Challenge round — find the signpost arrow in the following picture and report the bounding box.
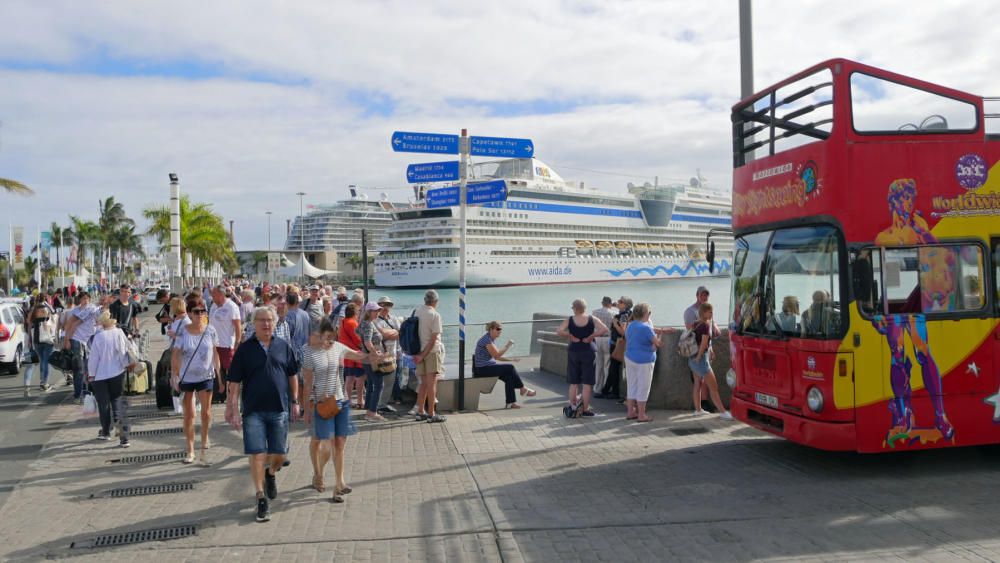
[406,160,460,183]
[469,136,534,158]
[391,131,459,154]
[426,180,507,208]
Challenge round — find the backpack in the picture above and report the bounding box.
[677,327,699,357]
[399,309,422,355]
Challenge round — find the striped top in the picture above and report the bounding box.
[473,333,497,368]
[301,342,348,402]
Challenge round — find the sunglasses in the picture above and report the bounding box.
[190,308,207,314]
[493,327,503,332]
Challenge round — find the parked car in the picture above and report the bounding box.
[144,287,159,309]
[0,298,28,374]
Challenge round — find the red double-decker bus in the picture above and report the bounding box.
[718,58,1000,452]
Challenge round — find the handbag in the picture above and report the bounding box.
[82,393,98,417]
[316,396,341,419]
[611,337,626,362]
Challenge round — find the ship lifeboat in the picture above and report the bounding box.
[615,241,633,250]
[575,240,595,248]
[595,240,613,253]
[633,242,648,250]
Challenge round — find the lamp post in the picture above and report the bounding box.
[265,210,273,282]
[296,191,305,279]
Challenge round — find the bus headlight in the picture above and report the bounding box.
[726,368,736,388]
[807,387,824,413]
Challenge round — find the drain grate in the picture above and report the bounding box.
[108,451,186,465]
[129,427,184,437]
[127,410,175,419]
[71,524,197,548]
[668,427,710,436]
[91,481,195,499]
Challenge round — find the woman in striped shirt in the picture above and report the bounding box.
[473,321,535,409]
[303,318,372,503]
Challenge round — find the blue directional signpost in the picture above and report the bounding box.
[425,179,507,208]
[406,160,460,183]
[390,129,533,410]
[391,131,459,155]
[469,135,534,158]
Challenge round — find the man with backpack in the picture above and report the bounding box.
[406,290,446,423]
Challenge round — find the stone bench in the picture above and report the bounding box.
[406,367,500,412]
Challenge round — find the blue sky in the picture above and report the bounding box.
[0,0,997,252]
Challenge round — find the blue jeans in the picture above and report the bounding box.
[71,340,89,399]
[242,411,289,455]
[25,342,53,387]
[363,364,385,413]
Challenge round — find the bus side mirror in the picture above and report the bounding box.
[707,241,716,273]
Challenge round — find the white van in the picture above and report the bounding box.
[0,299,28,374]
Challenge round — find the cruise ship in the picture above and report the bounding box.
[374,159,733,287]
[286,190,399,254]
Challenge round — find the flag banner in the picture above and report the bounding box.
[12,226,24,270]
[40,231,53,268]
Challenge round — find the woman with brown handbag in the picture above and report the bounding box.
[302,318,375,503]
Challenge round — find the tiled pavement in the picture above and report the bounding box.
[4,346,1000,561]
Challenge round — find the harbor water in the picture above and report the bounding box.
[363,276,731,360]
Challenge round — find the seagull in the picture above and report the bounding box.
[967,362,981,378]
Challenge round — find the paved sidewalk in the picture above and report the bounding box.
[3,348,1000,561]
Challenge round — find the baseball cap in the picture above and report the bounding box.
[308,284,320,291]
[362,302,381,312]
[696,286,709,295]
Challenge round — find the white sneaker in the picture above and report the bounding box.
[407,407,417,416]
[719,411,733,421]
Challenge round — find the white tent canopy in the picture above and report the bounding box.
[277,253,339,279]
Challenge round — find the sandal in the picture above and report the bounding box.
[330,494,345,503]
[313,474,325,492]
[637,417,654,423]
[626,415,638,420]
[505,403,522,409]
[523,388,537,397]
[334,485,352,495]
[182,452,195,464]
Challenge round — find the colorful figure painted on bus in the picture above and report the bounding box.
[872,178,954,448]
[872,314,953,447]
[873,179,934,246]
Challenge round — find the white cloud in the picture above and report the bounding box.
[0,0,998,252]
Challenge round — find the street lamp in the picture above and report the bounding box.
[265,211,273,252]
[296,192,306,279]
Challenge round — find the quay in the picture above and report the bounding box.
[1,311,999,562]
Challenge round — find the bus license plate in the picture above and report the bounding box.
[755,392,778,408]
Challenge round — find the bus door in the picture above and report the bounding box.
[866,243,993,449]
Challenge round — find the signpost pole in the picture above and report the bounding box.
[458,129,469,411]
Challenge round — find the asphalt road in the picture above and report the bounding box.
[0,309,162,508]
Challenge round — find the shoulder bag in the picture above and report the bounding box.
[316,348,342,419]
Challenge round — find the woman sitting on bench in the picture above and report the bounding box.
[473,321,535,409]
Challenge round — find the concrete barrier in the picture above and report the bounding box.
[537,326,732,410]
[529,313,564,355]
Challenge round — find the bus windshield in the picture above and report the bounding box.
[732,225,843,339]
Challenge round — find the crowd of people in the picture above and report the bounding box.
[556,285,732,421]
[13,278,732,523]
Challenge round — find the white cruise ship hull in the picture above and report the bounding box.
[376,256,731,288]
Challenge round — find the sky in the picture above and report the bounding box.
[1,0,998,253]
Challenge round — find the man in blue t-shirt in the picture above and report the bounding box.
[225,307,301,523]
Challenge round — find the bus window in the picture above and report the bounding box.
[731,231,770,334]
[854,248,881,316]
[762,225,842,338]
[882,244,985,314]
[851,73,978,134]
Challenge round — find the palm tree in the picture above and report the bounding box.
[143,195,235,276]
[107,224,144,277]
[49,222,72,275]
[68,216,101,275]
[0,178,32,195]
[345,254,363,272]
[97,197,135,279]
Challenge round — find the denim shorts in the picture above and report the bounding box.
[179,379,214,393]
[313,401,355,440]
[688,354,711,377]
[242,411,289,455]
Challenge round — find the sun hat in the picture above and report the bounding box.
[377,296,394,306]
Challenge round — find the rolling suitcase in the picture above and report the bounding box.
[155,348,173,409]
